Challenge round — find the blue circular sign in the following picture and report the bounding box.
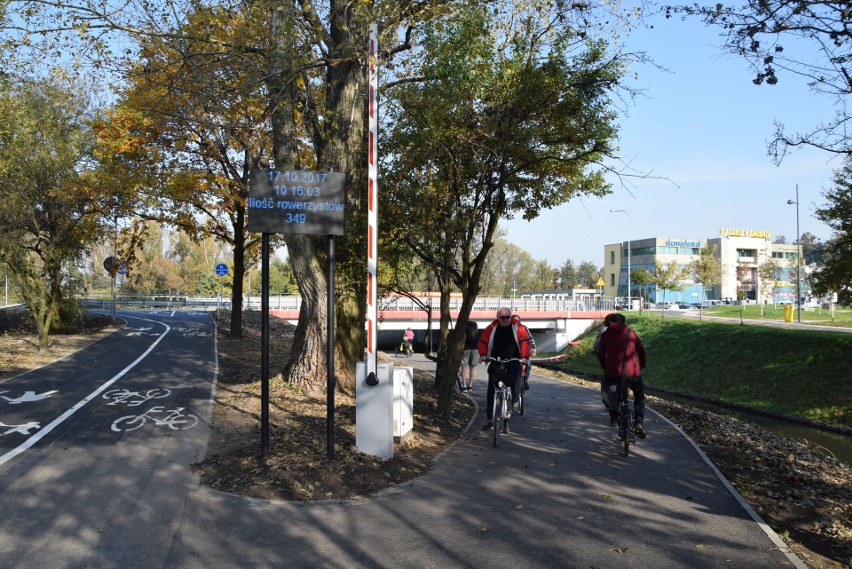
[215,263,228,277]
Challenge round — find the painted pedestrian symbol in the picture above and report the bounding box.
[0,421,41,436]
[0,390,59,404]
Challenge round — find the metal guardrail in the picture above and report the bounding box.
[78,295,615,313]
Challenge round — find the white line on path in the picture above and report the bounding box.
[0,318,171,467]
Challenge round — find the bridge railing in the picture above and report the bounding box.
[79,294,615,313]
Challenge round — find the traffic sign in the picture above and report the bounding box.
[215,263,228,277]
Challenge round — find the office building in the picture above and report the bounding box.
[603,228,807,305]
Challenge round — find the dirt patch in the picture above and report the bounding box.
[0,312,119,381]
[197,311,472,501]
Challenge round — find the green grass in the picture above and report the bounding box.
[551,313,852,429]
[701,303,852,327]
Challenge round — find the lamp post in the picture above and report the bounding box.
[787,186,801,323]
[610,209,631,309]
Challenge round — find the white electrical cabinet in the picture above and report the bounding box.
[355,362,394,458]
[393,366,414,441]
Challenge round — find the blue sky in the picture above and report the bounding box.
[505,11,841,268]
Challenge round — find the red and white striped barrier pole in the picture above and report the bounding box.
[367,24,378,378]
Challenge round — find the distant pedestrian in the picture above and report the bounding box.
[596,313,647,438]
[460,320,479,392]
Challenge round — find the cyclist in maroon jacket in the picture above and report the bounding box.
[596,313,648,438]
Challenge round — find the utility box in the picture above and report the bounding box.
[783,304,793,322]
[355,362,394,458]
[393,367,414,442]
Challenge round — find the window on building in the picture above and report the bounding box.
[610,273,615,286]
[772,252,784,259]
[633,246,656,256]
[610,250,615,264]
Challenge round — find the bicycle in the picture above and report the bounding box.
[111,406,199,432]
[484,357,522,447]
[614,379,635,456]
[102,388,171,407]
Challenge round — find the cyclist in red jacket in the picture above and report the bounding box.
[596,313,647,438]
[477,307,531,431]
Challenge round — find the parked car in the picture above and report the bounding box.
[657,302,674,309]
[678,303,694,309]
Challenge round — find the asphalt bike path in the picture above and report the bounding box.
[169,353,806,569]
[0,315,807,569]
[0,311,217,569]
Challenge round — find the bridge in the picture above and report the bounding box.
[270,295,615,352]
[77,294,615,352]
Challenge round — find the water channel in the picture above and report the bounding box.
[656,393,852,467]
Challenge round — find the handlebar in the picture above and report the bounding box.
[483,357,524,364]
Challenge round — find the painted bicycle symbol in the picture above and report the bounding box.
[111,406,199,432]
[103,388,171,407]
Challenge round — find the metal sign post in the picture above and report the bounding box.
[215,263,228,320]
[247,169,345,459]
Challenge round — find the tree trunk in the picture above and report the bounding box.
[229,206,246,338]
[266,1,367,393]
[283,234,328,392]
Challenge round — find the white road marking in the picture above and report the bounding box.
[0,319,171,467]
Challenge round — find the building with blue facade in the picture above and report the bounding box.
[603,228,807,305]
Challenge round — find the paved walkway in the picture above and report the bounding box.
[166,353,807,569]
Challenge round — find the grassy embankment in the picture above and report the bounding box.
[549,309,852,430]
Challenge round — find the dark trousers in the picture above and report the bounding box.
[486,361,522,420]
[604,375,645,426]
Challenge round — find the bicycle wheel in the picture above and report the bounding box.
[111,415,145,433]
[492,392,501,447]
[622,410,631,457]
[502,395,510,434]
[517,385,525,415]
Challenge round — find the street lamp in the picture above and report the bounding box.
[787,185,801,323]
[610,209,631,309]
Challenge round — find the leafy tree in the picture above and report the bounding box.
[479,240,553,296]
[666,0,852,159]
[92,6,271,339]
[736,266,754,300]
[800,231,826,266]
[813,156,852,300]
[575,261,600,288]
[3,0,637,397]
[381,3,633,414]
[270,258,298,296]
[557,259,579,289]
[0,74,102,351]
[653,260,688,317]
[630,267,655,307]
[123,230,177,295]
[689,245,721,318]
[758,258,784,310]
[171,233,230,296]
